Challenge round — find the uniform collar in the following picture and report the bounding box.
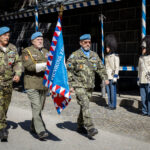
[80,47,92,58]
[31,45,43,51]
[106,52,117,56]
[0,45,9,53]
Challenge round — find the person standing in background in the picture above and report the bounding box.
[105,34,120,110]
[137,35,150,116]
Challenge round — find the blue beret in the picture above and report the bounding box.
[31,32,43,40]
[0,27,10,36]
[80,34,91,41]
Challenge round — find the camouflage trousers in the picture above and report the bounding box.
[0,85,12,130]
[26,89,47,134]
[75,88,94,130]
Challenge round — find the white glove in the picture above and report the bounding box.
[36,63,46,73]
[137,81,140,86]
[113,78,117,83]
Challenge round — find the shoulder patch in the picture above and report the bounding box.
[8,43,17,51]
[92,57,97,60]
[8,51,16,54]
[68,63,72,67]
[24,55,29,60]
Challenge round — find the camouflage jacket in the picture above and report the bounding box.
[22,45,48,90]
[67,48,108,89]
[0,43,22,86]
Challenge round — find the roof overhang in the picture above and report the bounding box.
[0,0,121,21]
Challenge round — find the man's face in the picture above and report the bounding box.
[32,37,43,49]
[0,32,10,46]
[106,47,110,53]
[80,40,91,51]
[142,48,146,55]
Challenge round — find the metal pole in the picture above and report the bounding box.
[99,14,106,98]
[35,0,39,31]
[100,14,105,64]
[142,0,146,38]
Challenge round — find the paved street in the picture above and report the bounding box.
[0,90,150,150]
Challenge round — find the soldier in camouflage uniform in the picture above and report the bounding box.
[67,34,109,139]
[0,27,22,141]
[22,32,49,140]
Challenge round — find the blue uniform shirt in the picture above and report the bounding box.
[81,47,90,58]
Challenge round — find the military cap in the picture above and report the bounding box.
[0,26,10,36]
[80,34,91,41]
[31,32,43,40]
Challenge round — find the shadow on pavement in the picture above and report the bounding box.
[91,95,108,107]
[56,121,96,140]
[6,120,18,130]
[56,121,77,132]
[120,99,141,114]
[18,120,61,141]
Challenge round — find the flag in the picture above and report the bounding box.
[43,17,71,114]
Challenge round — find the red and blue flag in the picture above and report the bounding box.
[43,17,71,114]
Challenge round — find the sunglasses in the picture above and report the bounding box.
[82,41,91,44]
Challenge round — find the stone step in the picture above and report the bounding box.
[91,92,141,110]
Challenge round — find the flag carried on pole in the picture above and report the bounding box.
[43,17,71,114]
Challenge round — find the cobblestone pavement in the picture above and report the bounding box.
[11,90,150,143]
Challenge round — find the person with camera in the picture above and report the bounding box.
[138,35,150,116]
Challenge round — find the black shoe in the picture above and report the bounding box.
[106,106,116,110]
[77,127,87,134]
[2,128,8,139]
[38,131,48,140]
[110,107,116,110]
[105,106,110,109]
[0,129,4,140]
[140,113,147,116]
[0,128,8,142]
[88,128,98,137]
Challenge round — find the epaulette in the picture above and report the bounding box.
[8,43,17,51]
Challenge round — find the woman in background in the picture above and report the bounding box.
[138,35,150,116]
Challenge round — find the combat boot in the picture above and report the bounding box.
[0,129,4,140]
[77,126,87,134]
[1,128,8,142]
[87,128,98,138]
[38,131,48,140]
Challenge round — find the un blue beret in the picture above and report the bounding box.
[80,34,91,41]
[31,32,43,40]
[0,27,10,36]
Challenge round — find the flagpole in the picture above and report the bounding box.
[43,4,71,114]
[59,4,64,20]
[35,0,39,31]
[142,0,146,39]
[99,14,106,98]
[99,14,105,65]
